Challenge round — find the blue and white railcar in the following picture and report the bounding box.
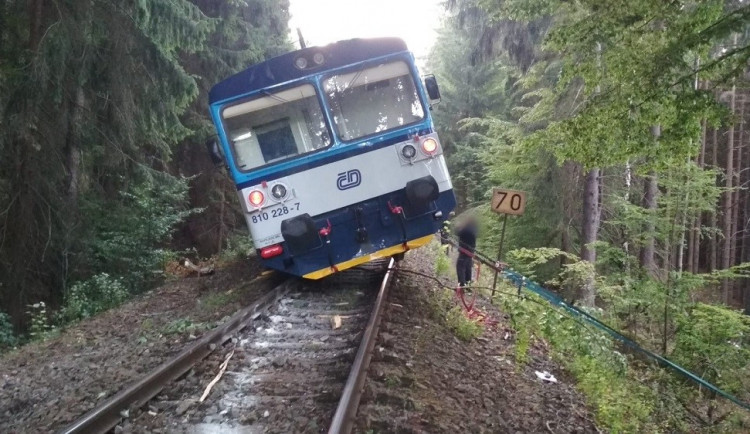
[208,37,456,279]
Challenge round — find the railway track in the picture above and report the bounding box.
[60,258,396,434]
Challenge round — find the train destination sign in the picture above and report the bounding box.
[491,188,527,216]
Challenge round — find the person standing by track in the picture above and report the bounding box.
[456,216,478,287]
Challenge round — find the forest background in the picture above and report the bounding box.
[1,0,750,431]
[430,0,750,430]
[0,0,290,331]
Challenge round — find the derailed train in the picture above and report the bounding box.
[207,37,456,279]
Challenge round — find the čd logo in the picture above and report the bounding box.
[337,169,361,190]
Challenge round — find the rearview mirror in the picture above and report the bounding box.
[205,139,223,166]
[424,75,441,104]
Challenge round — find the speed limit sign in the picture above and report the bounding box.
[491,188,526,216]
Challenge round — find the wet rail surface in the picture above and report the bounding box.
[61,259,394,434]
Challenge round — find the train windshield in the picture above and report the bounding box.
[323,61,425,141]
[222,84,330,171]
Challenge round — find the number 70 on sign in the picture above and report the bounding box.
[491,188,527,215]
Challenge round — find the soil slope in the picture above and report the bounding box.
[356,248,599,433]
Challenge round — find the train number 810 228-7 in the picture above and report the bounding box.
[251,202,301,224]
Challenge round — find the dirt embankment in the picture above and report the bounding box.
[0,257,279,433]
[356,248,599,433]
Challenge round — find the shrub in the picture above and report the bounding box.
[60,273,129,322]
[672,304,750,396]
[0,311,17,349]
[82,174,195,290]
[219,230,255,263]
[26,302,55,341]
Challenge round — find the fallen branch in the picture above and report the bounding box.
[200,350,234,402]
[183,258,215,276]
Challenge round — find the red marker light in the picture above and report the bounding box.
[248,190,265,207]
[260,244,283,259]
[421,138,438,154]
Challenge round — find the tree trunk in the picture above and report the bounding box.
[560,224,571,269]
[722,83,736,304]
[710,128,718,271]
[28,0,43,51]
[0,0,6,54]
[691,119,707,273]
[731,97,744,300]
[65,86,84,201]
[580,167,600,306]
[640,172,658,274]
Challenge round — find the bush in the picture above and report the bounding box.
[672,304,750,396]
[60,273,129,322]
[82,174,195,291]
[498,246,750,431]
[498,288,659,431]
[219,230,255,263]
[26,302,55,342]
[0,311,17,349]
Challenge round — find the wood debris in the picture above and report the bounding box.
[200,350,234,402]
[182,258,215,277]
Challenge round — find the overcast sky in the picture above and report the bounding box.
[288,0,445,67]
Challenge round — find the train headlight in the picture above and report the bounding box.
[313,52,325,65]
[421,138,438,155]
[248,190,265,208]
[294,57,308,69]
[270,183,288,200]
[401,144,417,159]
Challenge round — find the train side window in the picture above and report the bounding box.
[221,84,330,172]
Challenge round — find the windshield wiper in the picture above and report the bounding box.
[261,89,288,104]
[343,69,364,91]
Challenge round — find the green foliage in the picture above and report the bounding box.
[506,0,742,170]
[434,249,454,278]
[434,0,750,431]
[495,254,750,430]
[219,230,255,263]
[0,0,290,332]
[83,174,195,291]
[672,304,750,395]
[428,288,483,342]
[162,318,210,336]
[59,273,129,323]
[0,312,17,349]
[498,284,662,431]
[26,302,55,342]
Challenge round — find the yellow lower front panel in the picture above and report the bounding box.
[302,234,434,279]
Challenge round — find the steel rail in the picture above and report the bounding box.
[59,279,292,434]
[328,257,396,434]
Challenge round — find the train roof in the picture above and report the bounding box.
[208,37,409,104]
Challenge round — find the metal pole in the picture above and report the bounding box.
[492,214,508,297]
[296,28,306,49]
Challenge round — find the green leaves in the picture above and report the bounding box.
[673,303,750,395]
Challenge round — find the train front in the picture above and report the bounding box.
[208,38,456,279]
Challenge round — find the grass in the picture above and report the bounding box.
[434,246,454,278]
[384,375,400,388]
[162,318,211,335]
[199,291,238,310]
[427,287,483,342]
